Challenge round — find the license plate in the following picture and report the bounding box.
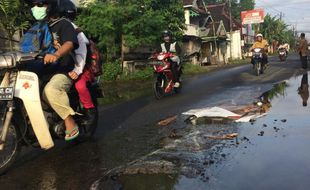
[0,87,14,100]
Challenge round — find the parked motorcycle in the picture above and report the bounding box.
[278,47,287,61]
[0,51,102,174]
[252,48,264,76]
[149,52,182,99]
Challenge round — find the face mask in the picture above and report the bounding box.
[31,6,47,21]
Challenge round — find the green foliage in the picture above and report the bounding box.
[76,0,185,62]
[0,0,31,50]
[121,67,154,81]
[183,63,209,75]
[260,14,296,47]
[239,0,255,12]
[102,62,122,81]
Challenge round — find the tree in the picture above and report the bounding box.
[77,0,185,62]
[239,0,255,12]
[0,0,30,50]
[204,0,255,21]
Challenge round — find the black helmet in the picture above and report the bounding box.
[59,0,77,21]
[162,30,172,38]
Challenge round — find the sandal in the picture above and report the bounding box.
[65,126,80,141]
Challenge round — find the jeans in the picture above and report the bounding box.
[75,70,95,109]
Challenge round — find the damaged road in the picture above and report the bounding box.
[0,55,307,190]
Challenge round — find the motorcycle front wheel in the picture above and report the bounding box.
[255,62,261,76]
[0,119,21,175]
[154,75,166,100]
[279,56,286,62]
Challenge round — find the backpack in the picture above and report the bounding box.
[19,21,56,55]
[75,27,103,77]
[85,40,103,77]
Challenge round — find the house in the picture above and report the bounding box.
[206,3,243,61]
[202,20,229,64]
[183,0,214,65]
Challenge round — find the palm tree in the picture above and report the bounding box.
[260,14,296,48]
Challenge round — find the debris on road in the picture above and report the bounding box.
[183,107,241,119]
[158,115,177,126]
[183,105,269,125]
[206,133,238,140]
[258,131,265,136]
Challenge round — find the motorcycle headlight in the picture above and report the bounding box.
[157,54,165,61]
[253,48,261,53]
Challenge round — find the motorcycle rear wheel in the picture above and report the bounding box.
[0,121,20,175]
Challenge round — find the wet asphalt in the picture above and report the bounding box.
[0,54,307,190]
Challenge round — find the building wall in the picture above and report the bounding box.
[182,38,201,56]
[227,30,242,60]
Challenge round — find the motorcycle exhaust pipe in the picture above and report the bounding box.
[0,108,13,150]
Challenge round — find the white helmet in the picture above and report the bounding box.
[256,33,263,38]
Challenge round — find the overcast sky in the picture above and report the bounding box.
[255,0,310,39]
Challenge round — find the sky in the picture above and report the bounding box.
[255,0,310,39]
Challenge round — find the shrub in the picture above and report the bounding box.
[102,61,122,81]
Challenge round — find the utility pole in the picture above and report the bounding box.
[229,0,233,62]
[279,12,284,21]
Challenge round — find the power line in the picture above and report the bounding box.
[256,0,282,13]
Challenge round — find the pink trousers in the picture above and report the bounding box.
[75,70,95,109]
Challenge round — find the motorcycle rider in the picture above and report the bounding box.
[158,30,182,88]
[30,0,80,141]
[59,0,97,127]
[250,34,269,71]
[278,42,289,55]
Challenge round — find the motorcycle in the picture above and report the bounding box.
[252,48,264,76]
[0,51,102,174]
[149,52,182,99]
[278,47,287,61]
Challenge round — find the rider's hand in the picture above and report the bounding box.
[44,54,59,64]
[68,71,79,80]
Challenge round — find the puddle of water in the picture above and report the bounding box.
[184,73,310,190]
[94,73,310,190]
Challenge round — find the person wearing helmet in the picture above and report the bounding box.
[30,0,80,141]
[158,30,182,87]
[59,0,97,127]
[250,33,269,70]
